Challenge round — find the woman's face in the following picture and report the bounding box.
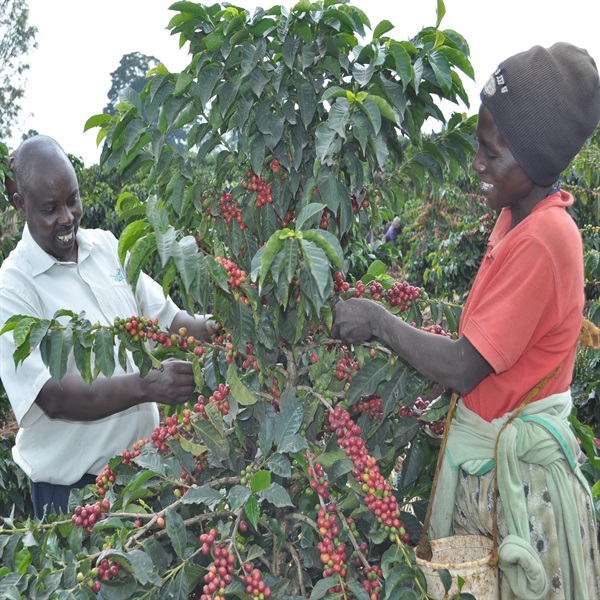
[471,105,536,215]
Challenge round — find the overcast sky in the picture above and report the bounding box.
[10,0,600,165]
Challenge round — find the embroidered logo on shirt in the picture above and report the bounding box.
[111,268,126,282]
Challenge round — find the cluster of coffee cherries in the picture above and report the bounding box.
[241,563,272,598]
[112,315,161,342]
[121,438,148,466]
[316,505,348,580]
[216,256,247,289]
[151,412,182,451]
[217,190,246,229]
[240,170,274,208]
[334,354,360,382]
[200,543,236,600]
[319,210,330,230]
[180,455,207,487]
[241,343,259,371]
[351,394,383,420]
[308,461,330,501]
[199,527,218,555]
[400,397,445,436]
[369,281,384,301]
[269,157,281,174]
[418,323,453,338]
[194,383,231,418]
[78,557,122,593]
[354,280,367,297]
[71,499,111,534]
[333,271,351,294]
[350,189,370,214]
[388,281,421,310]
[95,465,115,497]
[361,565,384,599]
[328,405,410,543]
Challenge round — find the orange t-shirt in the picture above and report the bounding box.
[459,190,584,421]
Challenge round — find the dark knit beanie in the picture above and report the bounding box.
[480,42,600,186]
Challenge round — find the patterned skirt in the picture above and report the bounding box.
[453,461,600,599]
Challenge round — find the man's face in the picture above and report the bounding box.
[15,154,82,262]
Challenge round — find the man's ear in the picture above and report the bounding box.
[13,192,26,218]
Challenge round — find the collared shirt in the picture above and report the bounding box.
[459,190,584,421]
[0,226,180,484]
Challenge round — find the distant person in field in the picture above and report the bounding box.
[384,216,402,247]
[0,135,219,519]
[333,43,600,599]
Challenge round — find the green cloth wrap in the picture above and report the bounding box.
[430,392,591,600]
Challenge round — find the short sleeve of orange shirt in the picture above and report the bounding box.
[459,191,584,421]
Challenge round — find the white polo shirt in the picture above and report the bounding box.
[0,226,180,484]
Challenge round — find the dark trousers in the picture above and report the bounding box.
[30,473,97,519]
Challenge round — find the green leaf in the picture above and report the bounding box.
[381,544,405,577]
[126,233,156,291]
[347,580,370,600]
[174,72,194,96]
[258,482,294,507]
[178,436,207,457]
[180,485,223,510]
[309,577,337,599]
[228,485,251,511]
[315,122,341,164]
[296,203,325,231]
[266,454,292,478]
[383,565,421,599]
[84,113,111,132]
[327,99,350,138]
[250,470,271,493]
[302,229,343,269]
[428,49,452,95]
[165,567,190,600]
[166,510,187,560]
[48,327,73,383]
[255,232,286,290]
[204,399,224,433]
[367,93,397,123]
[347,357,388,405]
[274,398,303,448]
[245,495,260,529]
[12,317,35,349]
[373,19,394,39]
[359,98,382,135]
[397,438,424,491]
[299,239,331,308]
[258,410,276,455]
[122,469,162,506]
[389,42,413,89]
[193,419,230,462]
[93,328,116,378]
[73,340,93,386]
[227,363,258,406]
[298,82,317,129]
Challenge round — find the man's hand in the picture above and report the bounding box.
[141,359,197,406]
[331,298,383,344]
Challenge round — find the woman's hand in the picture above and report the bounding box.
[332,298,384,344]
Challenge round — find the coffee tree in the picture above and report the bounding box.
[0,1,480,598]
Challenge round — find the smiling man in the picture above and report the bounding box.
[0,135,217,519]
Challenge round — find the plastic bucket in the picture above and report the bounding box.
[415,535,499,599]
